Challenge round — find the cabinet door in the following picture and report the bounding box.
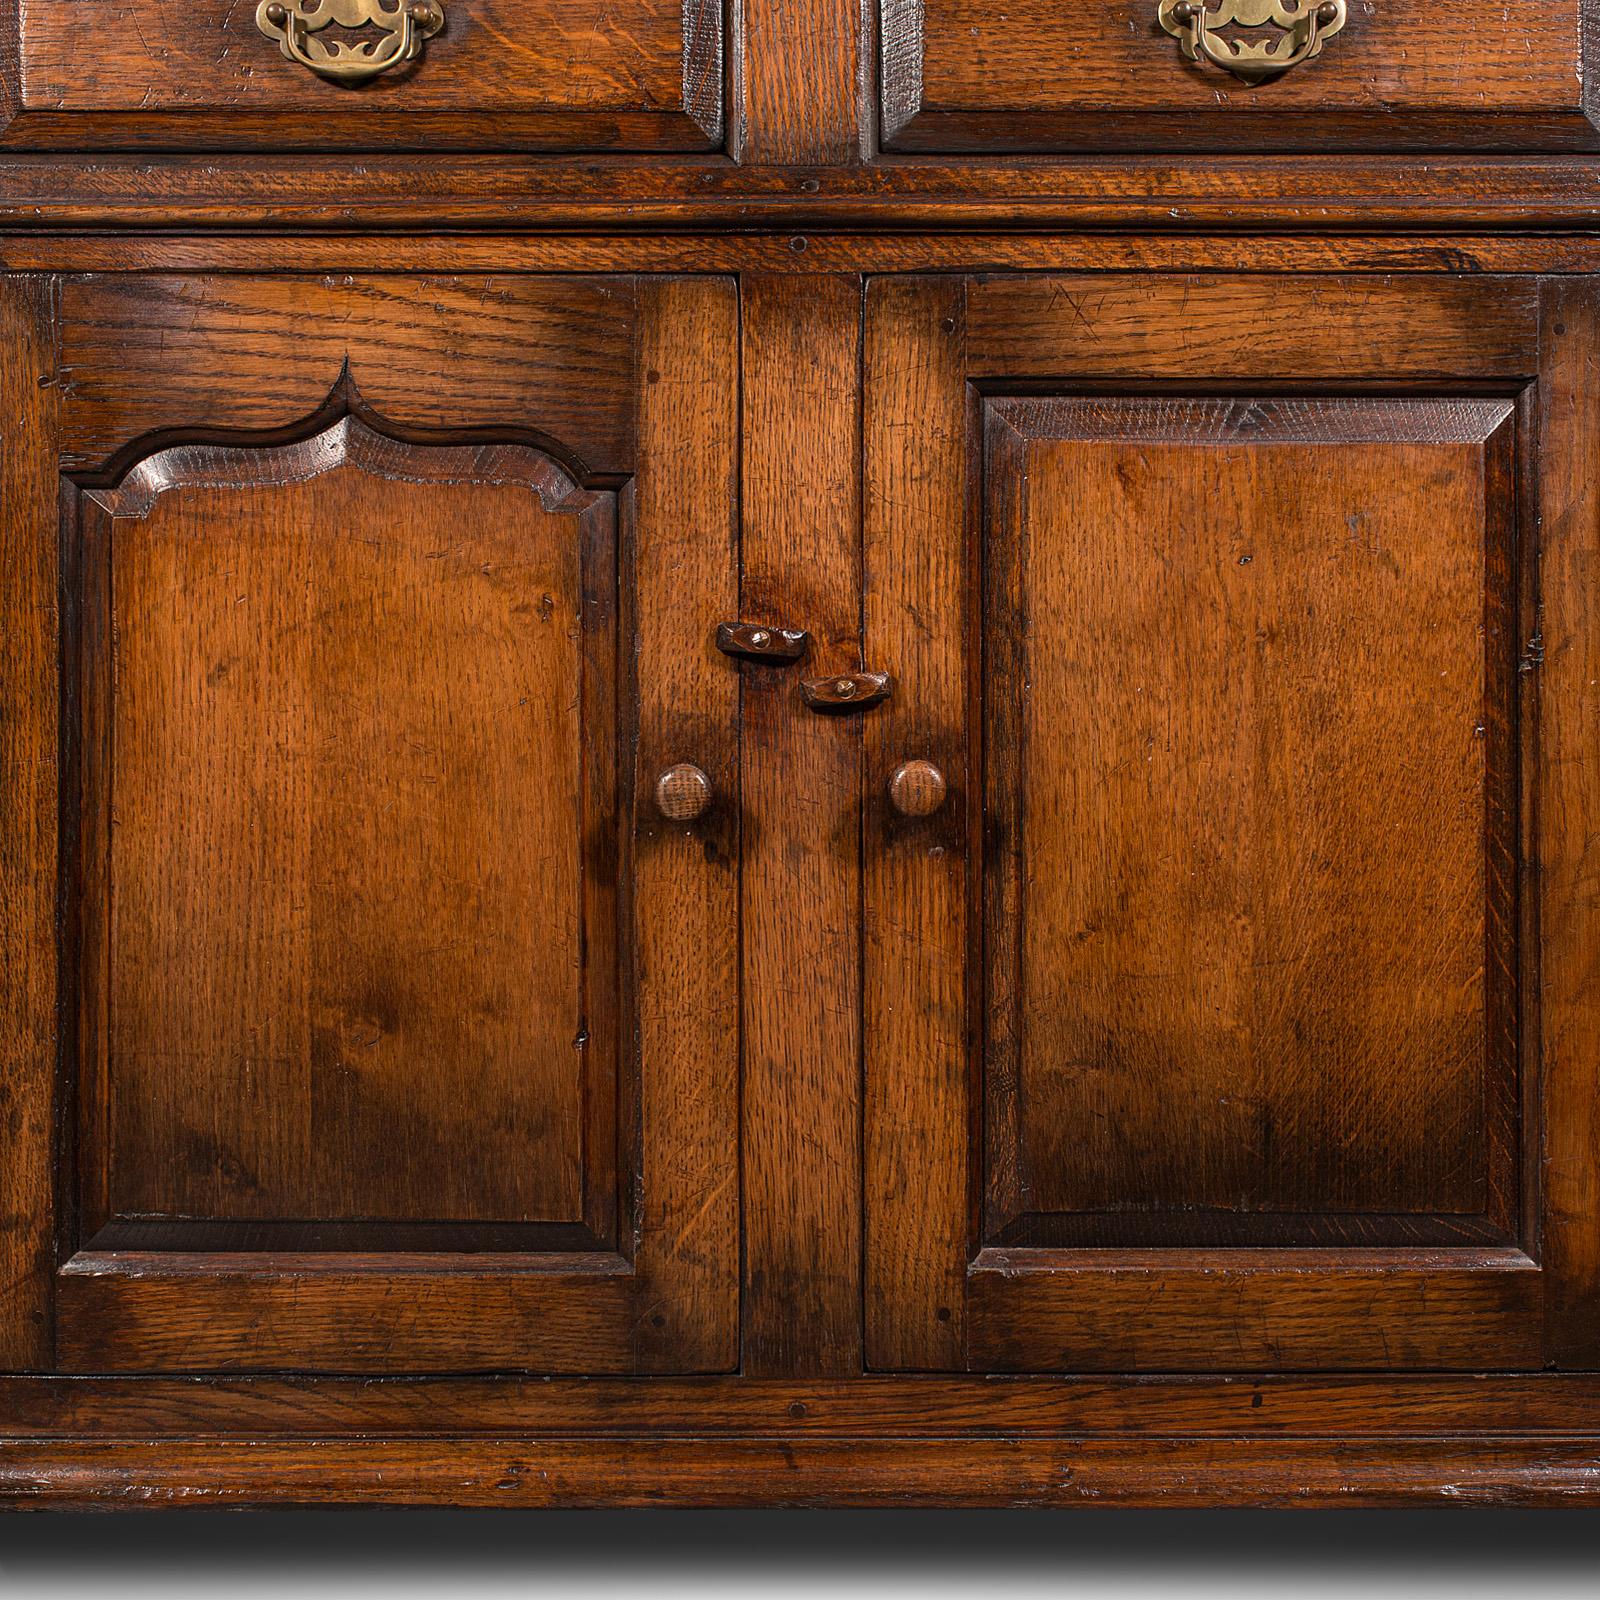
[29,274,739,1373]
[865,273,1600,1372]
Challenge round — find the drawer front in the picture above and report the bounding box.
[882,0,1598,152]
[10,0,723,151]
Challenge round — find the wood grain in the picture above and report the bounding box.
[969,1250,1542,1372]
[736,0,860,162]
[56,1252,637,1372]
[862,271,1559,1376]
[739,274,863,1375]
[0,277,57,1371]
[81,424,612,1230]
[629,276,741,1373]
[5,1434,1600,1508]
[48,271,743,1376]
[863,276,970,1371]
[12,0,720,151]
[9,156,1600,232]
[985,396,1514,1240]
[57,274,637,479]
[1536,278,1600,1367]
[965,275,1540,381]
[10,1371,1600,1439]
[16,234,1600,279]
[888,0,1598,152]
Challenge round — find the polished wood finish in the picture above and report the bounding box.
[799,670,892,712]
[739,275,863,1376]
[8,0,1600,1510]
[654,762,715,822]
[48,271,741,1375]
[886,0,1600,152]
[736,0,861,161]
[8,0,723,151]
[863,272,1589,1377]
[0,276,57,1373]
[81,424,615,1236]
[11,1435,1600,1508]
[715,621,809,662]
[887,760,946,819]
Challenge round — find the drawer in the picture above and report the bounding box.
[881,0,1599,152]
[7,0,723,151]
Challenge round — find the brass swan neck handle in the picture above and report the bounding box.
[257,0,444,83]
[1158,0,1346,83]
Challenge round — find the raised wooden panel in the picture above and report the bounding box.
[861,273,1590,1376]
[883,0,1600,153]
[77,422,615,1235]
[984,396,1517,1253]
[9,0,723,151]
[49,273,741,1375]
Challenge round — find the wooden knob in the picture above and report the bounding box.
[655,763,713,822]
[889,759,947,818]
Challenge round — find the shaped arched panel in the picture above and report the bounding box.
[51,277,741,1375]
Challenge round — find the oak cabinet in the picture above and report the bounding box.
[8,0,1600,1513]
[13,263,1600,1394]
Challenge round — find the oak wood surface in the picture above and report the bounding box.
[0,276,57,1372]
[1535,277,1600,1367]
[888,0,1598,152]
[982,396,1514,1245]
[736,0,862,162]
[628,275,741,1373]
[82,424,613,1232]
[10,156,1600,233]
[16,234,1600,278]
[10,0,722,151]
[6,2,1600,1486]
[862,274,970,1371]
[739,274,864,1376]
[6,1435,1600,1508]
[47,270,743,1375]
[862,272,1575,1377]
[56,273,637,479]
[12,1372,1600,1439]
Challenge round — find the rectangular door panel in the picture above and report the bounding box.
[865,274,1597,1373]
[984,396,1514,1251]
[88,432,614,1237]
[49,274,740,1374]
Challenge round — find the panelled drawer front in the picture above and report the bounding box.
[10,0,724,151]
[882,0,1598,152]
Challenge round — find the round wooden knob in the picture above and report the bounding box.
[655,763,713,822]
[888,759,947,818]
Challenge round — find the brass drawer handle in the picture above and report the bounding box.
[1157,0,1345,82]
[256,0,444,82]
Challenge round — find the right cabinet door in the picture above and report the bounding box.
[864,272,1600,1373]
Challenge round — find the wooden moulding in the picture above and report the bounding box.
[4,1434,1600,1508]
[4,157,1600,232]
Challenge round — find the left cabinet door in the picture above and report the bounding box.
[0,273,740,1374]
